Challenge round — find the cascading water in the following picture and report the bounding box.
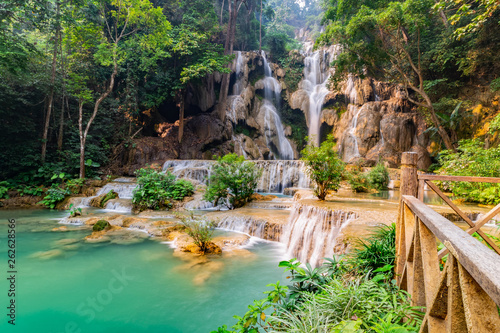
[302,46,331,146]
[261,51,294,160]
[300,43,342,146]
[281,204,357,266]
[162,159,310,194]
[233,51,245,95]
[348,105,362,159]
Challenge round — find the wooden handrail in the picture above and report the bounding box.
[418,174,500,183]
[397,152,500,332]
[403,195,500,306]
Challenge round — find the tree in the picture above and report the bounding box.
[301,135,345,200]
[319,0,456,151]
[204,154,262,209]
[65,0,172,178]
[218,0,247,121]
[169,26,232,142]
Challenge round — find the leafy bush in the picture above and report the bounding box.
[348,168,371,193]
[66,178,85,194]
[93,220,110,232]
[39,184,70,209]
[301,135,345,200]
[17,185,44,197]
[349,224,396,279]
[368,163,390,190]
[132,167,194,211]
[179,215,215,254]
[437,139,500,204]
[204,154,261,209]
[68,204,82,217]
[212,235,421,333]
[170,179,195,201]
[0,181,10,199]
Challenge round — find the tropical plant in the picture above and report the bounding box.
[349,224,396,278]
[437,139,500,204]
[368,163,390,191]
[39,184,70,209]
[204,154,261,209]
[348,167,371,193]
[301,135,345,200]
[132,167,194,211]
[68,204,82,217]
[0,181,10,199]
[179,215,215,254]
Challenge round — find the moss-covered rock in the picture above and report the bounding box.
[89,190,118,208]
[93,220,110,232]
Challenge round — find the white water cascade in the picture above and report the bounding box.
[281,204,357,266]
[348,105,362,159]
[162,159,310,193]
[302,44,341,146]
[233,51,245,95]
[261,51,294,160]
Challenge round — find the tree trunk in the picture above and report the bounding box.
[41,0,60,163]
[259,0,262,52]
[218,0,244,122]
[220,0,225,26]
[78,56,118,179]
[177,89,185,143]
[57,96,65,151]
[78,101,86,179]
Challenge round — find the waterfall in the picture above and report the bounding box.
[281,204,357,266]
[232,51,245,96]
[344,75,359,105]
[302,45,337,146]
[70,178,136,213]
[261,51,294,160]
[215,203,357,266]
[348,105,362,159]
[162,159,310,193]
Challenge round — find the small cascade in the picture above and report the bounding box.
[281,204,357,266]
[254,160,310,193]
[348,105,362,159]
[232,51,245,95]
[95,178,136,199]
[162,160,211,184]
[104,199,133,213]
[216,215,283,242]
[232,135,248,159]
[261,51,294,160]
[162,160,310,194]
[303,47,331,146]
[344,75,359,105]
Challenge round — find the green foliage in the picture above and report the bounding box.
[204,154,261,209]
[278,53,304,92]
[68,204,82,217]
[170,179,195,201]
[0,181,10,199]
[279,101,308,152]
[93,220,110,232]
[349,224,396,279]
[301,135,345,200]
[39,184,70,209]
[368,163,390,191]
[66,178,85,195]
[437,139,500,204]
[348,168,371,193]
[101,190,118,207]
[490,113,500,134]
[133,167,194,211]
[179,215,215,254]
[491,78,500,92]
[17,185,44,197]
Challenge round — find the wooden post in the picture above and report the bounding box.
[400,152,418,198]
[396,152,418,284]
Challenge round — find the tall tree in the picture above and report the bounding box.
[41,0,61,163]
[319,0,456,151]
[218,0,247,122]
[66,0,172,178]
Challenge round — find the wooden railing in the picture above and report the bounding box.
[396,152,500,332]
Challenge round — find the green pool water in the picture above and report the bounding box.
[0,210,285,333]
